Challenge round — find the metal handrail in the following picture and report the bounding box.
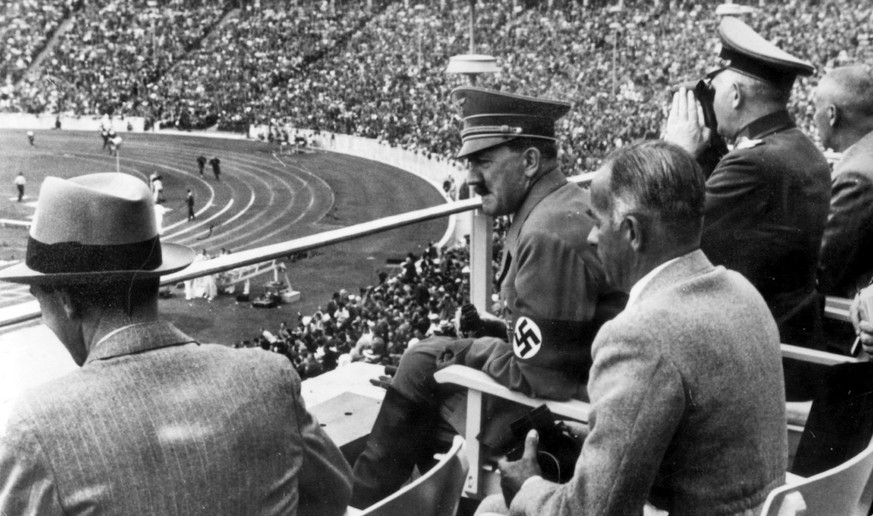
[0,170,850,332]
[0,175,600,329]
[0,198,484,328]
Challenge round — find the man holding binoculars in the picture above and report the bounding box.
[664,17,831,400]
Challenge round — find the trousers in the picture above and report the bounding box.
[351,336,528,508]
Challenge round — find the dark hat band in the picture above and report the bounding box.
[26,235,163,274]
[719,47,797,87]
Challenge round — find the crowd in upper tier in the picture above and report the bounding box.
[3,0,872,170]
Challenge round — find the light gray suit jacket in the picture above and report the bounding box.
[0,321,352,515]
[511,250,787,516]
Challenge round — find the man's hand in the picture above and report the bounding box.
[663,87,711,158]
[498,430,542,507]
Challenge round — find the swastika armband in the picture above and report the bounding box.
[509,314,599,372]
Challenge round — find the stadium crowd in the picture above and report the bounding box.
[243,235,505,380]
[3,0,872,169]
[4,0,225,115]
[0,0,76,87]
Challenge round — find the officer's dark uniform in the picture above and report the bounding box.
[694,18,831,399]
[350,88,626,508]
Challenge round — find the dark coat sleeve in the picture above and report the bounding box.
[701,151,770,264]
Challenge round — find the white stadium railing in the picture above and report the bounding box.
[0,170,853,333]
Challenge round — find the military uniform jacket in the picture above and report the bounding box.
[701,110,830,347]
[819,130,873,297]
[470,168,625,400]
[0,321,353,516]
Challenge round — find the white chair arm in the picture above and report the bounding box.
[433,365,590,423]
[780,344,860,366]
[824,296,852,323]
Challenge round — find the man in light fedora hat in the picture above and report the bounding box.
[0,173,352,515]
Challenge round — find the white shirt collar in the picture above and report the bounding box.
[626,255,683,307]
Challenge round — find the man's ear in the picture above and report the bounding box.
[730,82,742,110]
[522,147,541,179]
[622,214,645,252]
[57,288,82,320]
[827,104,839,128]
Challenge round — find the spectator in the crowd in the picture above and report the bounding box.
[479,140,786,516]
[664,17,830,399]
[0,173,352,515]
[350,87,626,508]
[815,64,873,299]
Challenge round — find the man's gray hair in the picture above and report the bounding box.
[602,140,706,242]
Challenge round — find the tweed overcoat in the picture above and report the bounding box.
[0,321,352,516]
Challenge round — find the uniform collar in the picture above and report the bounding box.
[506,167,567,246]
[736,110,795,141]
[86,321,197,364]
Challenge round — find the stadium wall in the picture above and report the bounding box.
[0,113,145,131]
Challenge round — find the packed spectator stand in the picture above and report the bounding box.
[243,241,480,380]
[2,0,872,169]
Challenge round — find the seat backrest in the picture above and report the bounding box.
[791,362,873,477]
[359,435,469,516]
[761,436,873,516]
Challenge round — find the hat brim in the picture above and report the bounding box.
[0,243,196,285]
[456,135,517,159]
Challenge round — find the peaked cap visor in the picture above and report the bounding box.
[717,17,814,85]
[451,87,570,159]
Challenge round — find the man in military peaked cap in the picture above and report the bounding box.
[351,88,626,508]
[665,17,830,400]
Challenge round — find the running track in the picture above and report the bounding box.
[0,129,448,308]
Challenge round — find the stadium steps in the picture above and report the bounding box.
[20,0,84,86]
